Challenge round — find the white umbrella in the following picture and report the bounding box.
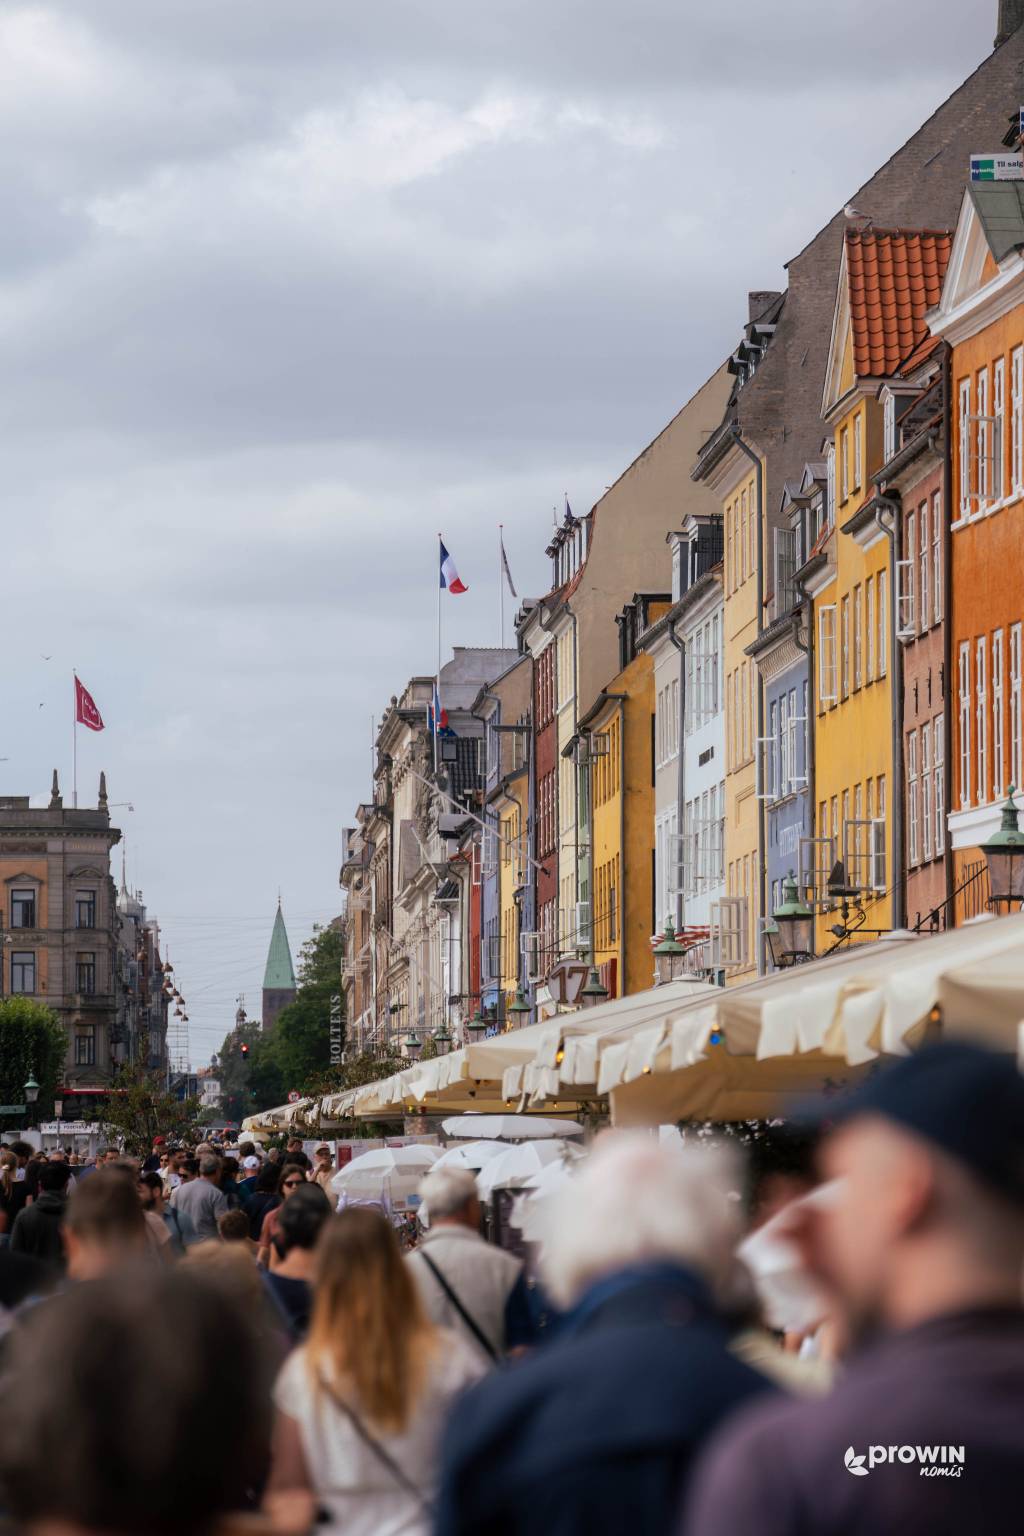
[509,1154,582,1239]
[476,1139,570,1197]
[432,1140,508,1172]
[442,1114,584,1142]
[331,1144,440,1207]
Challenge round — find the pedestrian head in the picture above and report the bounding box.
[238,1141,256,1160]
[536,1134,742,1311]
[221,1156,239,1182]
[218,1208,253,1245]
[179,1157,199,1182]
[138,1172,164,1210]
[64,1170,148,1280]
[0,1264,273,1534]
[253,1161,279,1196]
[37,1161,72,1196]
[277,1163,307,1198]
[10,1141,33,1167]
[266,1146,281,1164]
[199,1154,222,1181]
[274,1183,332,1260]
[0,1149,17,1200]
[309,1207,435,1434]
[792,1042,1024,1341]
[418,1166,480,1230]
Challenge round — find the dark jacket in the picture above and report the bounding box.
[435,1263,772,1536]
[9,1193,67,1272]
[684,1307,1024,1536]
[247,1192,279,1243]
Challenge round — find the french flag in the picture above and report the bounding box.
[439,539,468,594]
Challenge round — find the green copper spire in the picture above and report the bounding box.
[263,902,296,991]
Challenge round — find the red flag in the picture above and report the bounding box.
[75,676,105,732]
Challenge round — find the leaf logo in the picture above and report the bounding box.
[844,1447,869,1476]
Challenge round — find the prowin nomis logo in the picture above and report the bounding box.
[845,1445,965,1478]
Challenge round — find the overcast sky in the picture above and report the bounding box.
[0,1,991,1069]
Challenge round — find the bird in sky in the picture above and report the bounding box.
[41,654,52,660]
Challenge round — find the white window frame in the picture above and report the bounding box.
[866,576,875,682]
[853,585,863,689]
[878,569,888,676]
[710,897,748,971]
[976,635,988,806]
[826,443,836,527]
[976,367,990,507]
[818,605,837,704]
[1011,624,1023,791]
[908,730,920,867]
[918,501,929,634]
[958,641,972,809]
[958,378,972,519]
[1012,346,1024,495]
[993,357,1006,502]
[993,629,1005,800]
[896,557,915,643]
[840,595,850,699]
[853,411,863,489]
[884,391,896,462]
[921,723,933,863]
[932,491,942,625]
[934,713,945,857]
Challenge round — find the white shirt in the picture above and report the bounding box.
[274,1332,483,1536]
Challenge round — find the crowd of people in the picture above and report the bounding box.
[0,1039,1022,1534]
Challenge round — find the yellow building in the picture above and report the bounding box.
[497,777,528,1009]
[693,438,762,982]
[812,229,951,948]
[576,595,667,997]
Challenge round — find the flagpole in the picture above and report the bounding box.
[498,523,505,649]
[435,533,442,774]
[72,671,78,809]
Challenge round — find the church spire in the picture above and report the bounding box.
[262,901,297,1030]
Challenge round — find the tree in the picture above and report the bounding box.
[0,998,66,1120]
[216,921,348,1116]
[101,1063,201,1155]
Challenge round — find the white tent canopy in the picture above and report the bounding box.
[441,1115,584,1141]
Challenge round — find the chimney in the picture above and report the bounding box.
[748,290,782,322]
[996,0,1024,47]
[49,770,62,810]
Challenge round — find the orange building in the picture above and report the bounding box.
[930,181,1024,910]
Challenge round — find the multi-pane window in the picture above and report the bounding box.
[993,630,1005,800]
[10,889,36,928]
[934,715,945,856]
[853,584,863,689]
[958,378,972,517]
[826,443,836,527]
[877,570,888,676]
[883,392,896,461]
[840,428,850,502]
[75,891,97,929]
[993,358,1006,501]
[853,412,863,489]
[977,636,988,805]
[958,641,972,808]
[908,731,920,867]
[977,367,990,505]
[904,512,916,634]
[76,952,97,996]
[932,492,942,625]
[1011,625,1023,791]
[921,724,933,863]
[840,596,851,699]
[818,605,837,705]
[75,1029,96,1068]
[918,502,929,633]
[1012,347,1024,494]
[866,577,875,682]
[11,952,35,994]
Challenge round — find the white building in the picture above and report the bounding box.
[642,518,725,972]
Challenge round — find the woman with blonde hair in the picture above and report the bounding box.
[266,1206,482,1535]
[0,1149,18,1243]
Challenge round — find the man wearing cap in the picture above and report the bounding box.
[237,1154,262,1207]
[684,1042,1024,1536]
[141,1137,166,1175]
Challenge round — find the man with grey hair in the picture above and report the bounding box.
[407,1166,534,1364]
[434,1135,771,1536]
[169,1154,227,1246]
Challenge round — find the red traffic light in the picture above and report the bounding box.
[240,1043,249,1058]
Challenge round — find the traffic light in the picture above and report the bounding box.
[240,1042,249,1059]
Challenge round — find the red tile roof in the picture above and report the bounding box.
[846,230,952,379]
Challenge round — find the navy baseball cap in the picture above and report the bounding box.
[823,1041,1024,1208]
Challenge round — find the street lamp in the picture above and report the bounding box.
[507,987,531,1025]
[465,1007,489,1037]
[982,787,1024,908]
[579,966,609,1009]
[769,871,816,967]
[652,916,688,986]
[402,1034,423,1060]
[433,1027,453,1056]
[24,1071,39,1105]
